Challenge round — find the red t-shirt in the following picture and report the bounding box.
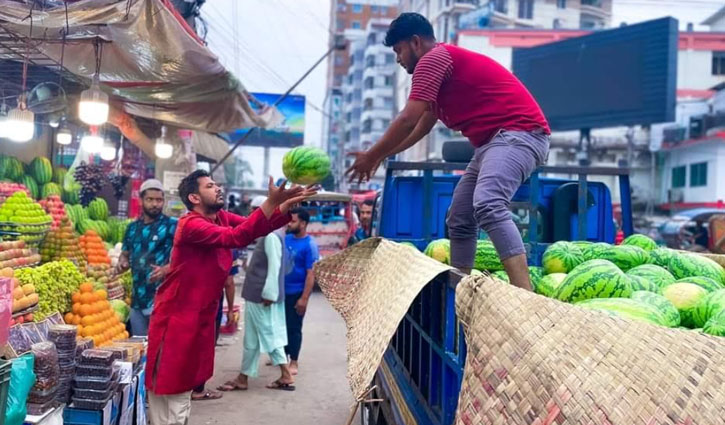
[409,43,550,147]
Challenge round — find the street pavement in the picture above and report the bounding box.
[187,291,356,425]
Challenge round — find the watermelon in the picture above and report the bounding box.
[20,175,39,200]
[671,276,723,293]
[536,273,567,298]
[399,241,418,251]
[691,289,725,328]
[424,239,450,265]
[597,245,649,271]
[555,259,632,303]
[575,298,669,327]
[77,218,94,235]
[621,234,657,251]
[52,167,67,185]
[491,270,509,283]
[668,253,725,285]
[581,242,611,261]
[87,198,109,221]
[282,146,331,185]
[703,309,725,337]
[630,290,680,327]
[626,264,675,289]
[0,156,24,181]
[29,157,52,184]
[62,186,80,205]
[529,266,544,288]
[474,240,503,271]
[662,282,709,328]
[542,241,583,274]
[648,247,675,268]
[627,275,661,293]
[571,240,593,251]
[95,220,111,241]
[41,182,62,199]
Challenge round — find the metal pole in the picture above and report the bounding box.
[262,146,270,188]
[212,43,342,173]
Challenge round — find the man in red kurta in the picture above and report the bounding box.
[145,170,316,425]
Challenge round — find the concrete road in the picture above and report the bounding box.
[188,292,356,425]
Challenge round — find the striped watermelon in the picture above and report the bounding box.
[581,242,611,261]
[282,146,331,185]
[575,298,670,327]
[662,282,709,328]
[672,276,723,293]
[491,270,509,283]
[627,275,661,293]
[53,167,67,185]
[555,259,632,303]
[668,253,725,285]
[95,220,111,241]
[20,175,39,200]
[703,309,725,337]
[424,239,450,264]
[474,240,503,271]
[536,273,567,298]
[597,245,649,271]
[0,156,24,181]
[41,182,62,199]
[691,289,725,328]
[626,264,675,289]
[529,266,544,287]
[630,290,680,327]
[571,240,593,251]
[62,186,80,205]
[648,247,675,268]
[30,157,52,184]
[542,241,584,274]
[88,198,109,221]
[621,234,657,251]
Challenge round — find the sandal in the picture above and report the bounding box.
[217,381,248,392]
[266,379,296,391]
[191,390,223,400]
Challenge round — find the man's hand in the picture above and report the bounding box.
[113,252,130,277]
[345,151,381,184]
[149,264,169,283]
[262,299,274,307]
[226,309,235,325]
[262,177,318,217]
[295,296,308,316]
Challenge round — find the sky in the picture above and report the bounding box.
[201,0,332,188]
[611,0,722,31]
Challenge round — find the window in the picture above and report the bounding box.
[344,131,351,142]
[381,119,391,128]
[385,53,395,64]
[345,112,352,123]
[371,5,379,13]
[336,19,345,30]
[518,0,533,19]
[366,55,375,68]
[690,162,708,187]
[383,97,394,108]
[347,74,353,85]
[351,21,361,29]
[367,33,376,46]
[352,3,363,13]
[384,76,393,86]
[364,98,373,111]
[381,6,388,14]
[346,93,353,103]
[337,4,347,12]
[671,166,686,189]
[335,55,344,66]
[713,52,725,76]
[362,119,372,132]
[493,0,508,13]
[364,77,374,89]
[557,0,566,8]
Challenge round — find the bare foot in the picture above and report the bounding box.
[289,361,299,376]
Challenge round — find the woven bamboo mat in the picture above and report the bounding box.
[697,252,725,268]
[455,275,725,425]
[314,238,451,400]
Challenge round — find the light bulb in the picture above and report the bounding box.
[100,140,116,161]
[6,107,34,143]
[78,81,109,125]
[155,141,173,159]
[81,134,103,153]
[56,126,72,145]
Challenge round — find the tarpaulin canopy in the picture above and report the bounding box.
[0,0,281,133]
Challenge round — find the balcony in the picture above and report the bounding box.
[580,0,610,20]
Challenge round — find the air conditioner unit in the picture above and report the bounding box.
[668,189,684,203]
[689,116,705,139]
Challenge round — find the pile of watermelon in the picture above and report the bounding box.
[420,235,725,338]
[0,155,80,204]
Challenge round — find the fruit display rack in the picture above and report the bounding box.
[0,221,52,248]
[12,304,38,319]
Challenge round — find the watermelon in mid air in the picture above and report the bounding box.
[282,146,331,185]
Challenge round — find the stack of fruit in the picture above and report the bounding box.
[0,181,31,204]
[15,259,84,320]
[87,264,125,301]
[3,267,37,325]
[0,240,42,269]
[80,230,111,265]
[38,195,68,230]
[39,216,87,270]
[424,235,725,338]
[65,283,129,347]
[0,191,52,247]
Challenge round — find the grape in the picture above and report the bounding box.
[74,163,107,206]
[108,173,129,200]
[15,260,84,320]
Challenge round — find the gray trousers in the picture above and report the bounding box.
[446,130,550,268]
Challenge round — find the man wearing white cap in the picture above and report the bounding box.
[115,178,177,336]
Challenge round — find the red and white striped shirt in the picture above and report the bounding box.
[409,44,550,147]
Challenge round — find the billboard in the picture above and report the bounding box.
[225,92,305,148]
[512,17,678,131]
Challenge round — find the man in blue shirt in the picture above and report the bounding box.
[115,179,177,336]
[284,207,319,375]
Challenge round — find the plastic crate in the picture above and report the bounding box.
[0,359,11,425]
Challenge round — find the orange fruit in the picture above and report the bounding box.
[101,300,111,310]
[88,293,98,303]
[79,304,92,317]
[80,282,93,293]
[122,331,129,339]
[81,315,94,327]
[72,315,82,326]
[71,292,81,303]
[92,335,102,346]
[77,326,83,336]
[80,293,93,304]
[64,312,74,324]
[82,327,92,338]
[72,303,81,314]
[95,289,108,300]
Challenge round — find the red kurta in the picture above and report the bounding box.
[145,208,290,394]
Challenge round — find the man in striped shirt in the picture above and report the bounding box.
[346,13,550,289]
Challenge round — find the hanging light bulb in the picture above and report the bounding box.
[78,78,109,126]
[6,99,34,143]
[56,124,72,145]
[154,126,173,159]
[100,139,116,161]
[81,133,103,153]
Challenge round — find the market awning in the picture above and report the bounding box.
[0,0,279,133]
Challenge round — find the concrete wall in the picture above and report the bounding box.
[661,140,725,204]
[677,49,725,91]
